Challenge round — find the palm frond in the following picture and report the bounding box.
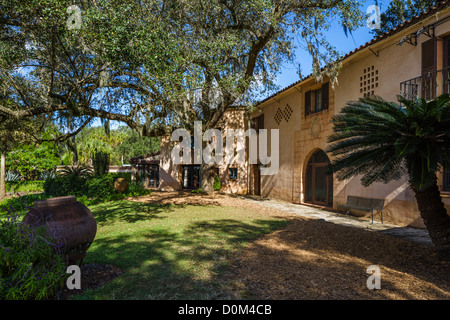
[327,94,450,191]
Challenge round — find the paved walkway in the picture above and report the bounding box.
[242,196,433,247]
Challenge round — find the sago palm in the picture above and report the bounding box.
[327,94,450,261]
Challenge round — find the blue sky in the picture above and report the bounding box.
[274,27,375,89]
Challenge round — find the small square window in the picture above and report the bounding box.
[229,168,238,179]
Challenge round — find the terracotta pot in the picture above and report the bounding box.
[22,196,97,265]
[114,178,129,193]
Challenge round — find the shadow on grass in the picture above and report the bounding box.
[75,217,287,300]
[90,201,174,225]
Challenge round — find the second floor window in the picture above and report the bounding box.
[315,88,323,113]
[305,82,329,117]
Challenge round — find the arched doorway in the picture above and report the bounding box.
[305,149,333,206]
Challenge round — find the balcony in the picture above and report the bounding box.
[400,66,450,101]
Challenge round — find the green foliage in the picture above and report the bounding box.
[191,188,204,194]
[0,193,48,215]
[6,141,60,181]
[6,181,45,193]
[75,126,160,166]
[0,206,66,300]
[57,165,94,178]
[213,175,221,191]
[0,0,365,148]
[43,173,151,205]
[44,175,88,198]
[116,128,161,164]
[93,152,110,176]
[372,0,439,37]
[37,171,57,181]
[3,171,21,182]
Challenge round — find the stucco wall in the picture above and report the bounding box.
[252,9,450,228]
[158,109,249,193]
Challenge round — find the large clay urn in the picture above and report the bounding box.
[22,196,97,265]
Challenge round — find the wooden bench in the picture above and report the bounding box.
[337,196,385,224]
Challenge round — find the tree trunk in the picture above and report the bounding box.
[411,179,450,262]
[0,152,5,201]
[201,163,216,192]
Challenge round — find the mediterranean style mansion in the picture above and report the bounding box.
[130,1,450,229]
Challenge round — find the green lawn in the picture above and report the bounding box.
[74,200,287,300]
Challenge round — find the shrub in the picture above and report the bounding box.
[0,204,66,300]
[191,188,203,194]
[84,174,117,199]
[0,193,48,215]
[213,175,221,191]
[37,171,57,181]
[93,152,110,176]
[57,165,93,178]
[43,173,151,204]
[126,182,152,197]
[44,175,87,198]
[2,171,22,182]
[6,181,45,193]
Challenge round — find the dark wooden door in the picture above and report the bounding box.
[253,165,261,196]
[305,150,333,206]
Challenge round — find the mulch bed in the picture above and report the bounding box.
[57,263,123,300]
[227,217,450,300]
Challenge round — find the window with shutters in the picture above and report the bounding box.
[305,82,330,117]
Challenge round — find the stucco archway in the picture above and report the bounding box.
[305,149,333,207]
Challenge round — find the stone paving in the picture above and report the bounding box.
[242,196,434,247]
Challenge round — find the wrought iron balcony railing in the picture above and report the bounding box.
[400,66,450,101]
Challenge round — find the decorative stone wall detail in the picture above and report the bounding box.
[310,115,322,138]
[274,104,294,125]
[360,65,379,97]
